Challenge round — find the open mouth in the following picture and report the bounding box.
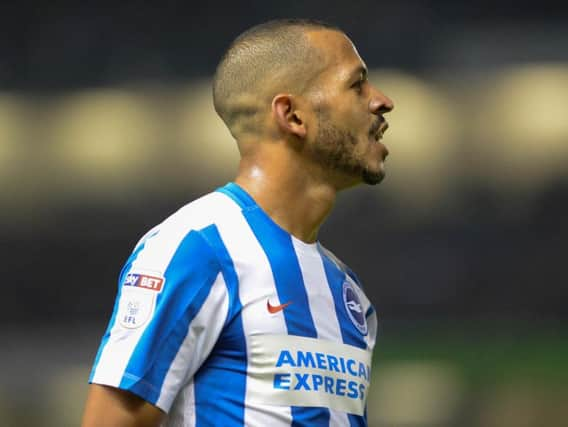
[372,121,389,142]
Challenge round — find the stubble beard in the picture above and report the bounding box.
[310,112,384,186]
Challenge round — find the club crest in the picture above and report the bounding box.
[343,281,367,335]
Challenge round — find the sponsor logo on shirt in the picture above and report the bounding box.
[247,334,372,416]
[123,272,164,292]
[267,299,293,314]
[343,282,367,335]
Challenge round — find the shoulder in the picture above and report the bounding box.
[128,190,243,275]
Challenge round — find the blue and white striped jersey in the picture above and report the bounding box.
[90,182,378,427]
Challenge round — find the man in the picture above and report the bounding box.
[82,18,393,427]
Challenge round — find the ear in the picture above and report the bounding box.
[272,94,308,139]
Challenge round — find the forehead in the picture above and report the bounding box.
[305,29,366,79]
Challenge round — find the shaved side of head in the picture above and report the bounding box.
[213,19,340,144]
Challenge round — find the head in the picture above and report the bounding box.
[213,19,394,189]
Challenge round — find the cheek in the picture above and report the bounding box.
[348,110,370,138]
[309,116,322,141]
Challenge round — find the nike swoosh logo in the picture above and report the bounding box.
[267,299,292,314]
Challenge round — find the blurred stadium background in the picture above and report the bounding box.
[1,2,567,426]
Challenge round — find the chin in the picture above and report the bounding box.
[362,168,385,185]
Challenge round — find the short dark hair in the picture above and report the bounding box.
[212,19,341,139]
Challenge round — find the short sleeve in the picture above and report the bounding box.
[89,227,230,412]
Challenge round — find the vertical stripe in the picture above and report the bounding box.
[293,240,350,427]
[191,224,247,427]
[166,380,196,426]
[319,248,370,427]
[244,209,318,339]
[318,250,366,350]
[212,191,292,427]
[243,207,329,426]
[155,271,229,411]
[292,241,342,340]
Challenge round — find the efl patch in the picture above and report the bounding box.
[118,287,155,329]
[343,282,367,335]
[122,272,164,292]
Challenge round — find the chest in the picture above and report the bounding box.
[226,253,370,350]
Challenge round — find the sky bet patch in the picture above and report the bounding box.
[122,272,164,292]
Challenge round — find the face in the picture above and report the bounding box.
[304,30,394,188]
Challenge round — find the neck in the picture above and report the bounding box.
[234,147,338,243]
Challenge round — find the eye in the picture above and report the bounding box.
[351,78,365,94]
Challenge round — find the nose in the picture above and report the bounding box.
[369,87,394,115]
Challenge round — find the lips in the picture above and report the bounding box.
[369,119,389,158]
[370,119,389,142]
